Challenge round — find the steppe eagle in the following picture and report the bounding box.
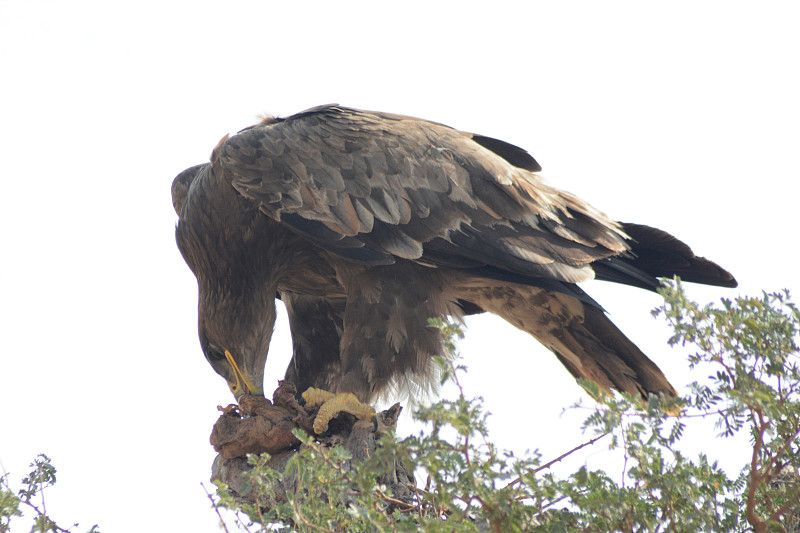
[172,104,736,431]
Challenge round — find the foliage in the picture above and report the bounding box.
[654,282,800,532]
[208,282,799,532]
[0,454,99,533]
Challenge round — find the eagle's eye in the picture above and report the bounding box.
[206,345,226,363]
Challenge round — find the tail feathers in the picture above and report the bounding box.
[469,283,677,399]
[593,223,737,291]
[567,304,677,398]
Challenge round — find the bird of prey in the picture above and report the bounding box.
[172,104,736,432]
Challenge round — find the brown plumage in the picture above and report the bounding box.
[172,104,736,402]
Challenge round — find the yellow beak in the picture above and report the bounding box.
[224,350,261,397]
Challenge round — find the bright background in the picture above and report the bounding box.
[2,1,799,530]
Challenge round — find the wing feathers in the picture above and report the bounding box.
[221,105,629,274]
[326,193,360,235]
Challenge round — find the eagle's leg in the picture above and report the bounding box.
[281,293,346,395]
[298,263,452,434]
[301,387,376,434]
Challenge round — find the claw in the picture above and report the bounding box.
[301,387,376,434]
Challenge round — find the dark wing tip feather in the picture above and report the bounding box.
[601,223,738,289]
[470,134,543,172]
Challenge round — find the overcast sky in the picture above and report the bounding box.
[2,1,799,531]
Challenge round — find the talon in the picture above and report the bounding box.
[301,388,376,434]
[302,387,336,409]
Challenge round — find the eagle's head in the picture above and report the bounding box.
[173,161,277,400]
[197,287,275,399]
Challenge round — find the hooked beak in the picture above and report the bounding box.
[224,350,262,398]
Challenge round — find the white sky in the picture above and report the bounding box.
[1,1,799,531]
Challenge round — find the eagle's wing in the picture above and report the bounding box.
[218,105,629,284]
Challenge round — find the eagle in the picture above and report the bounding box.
[172,104,736,432]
